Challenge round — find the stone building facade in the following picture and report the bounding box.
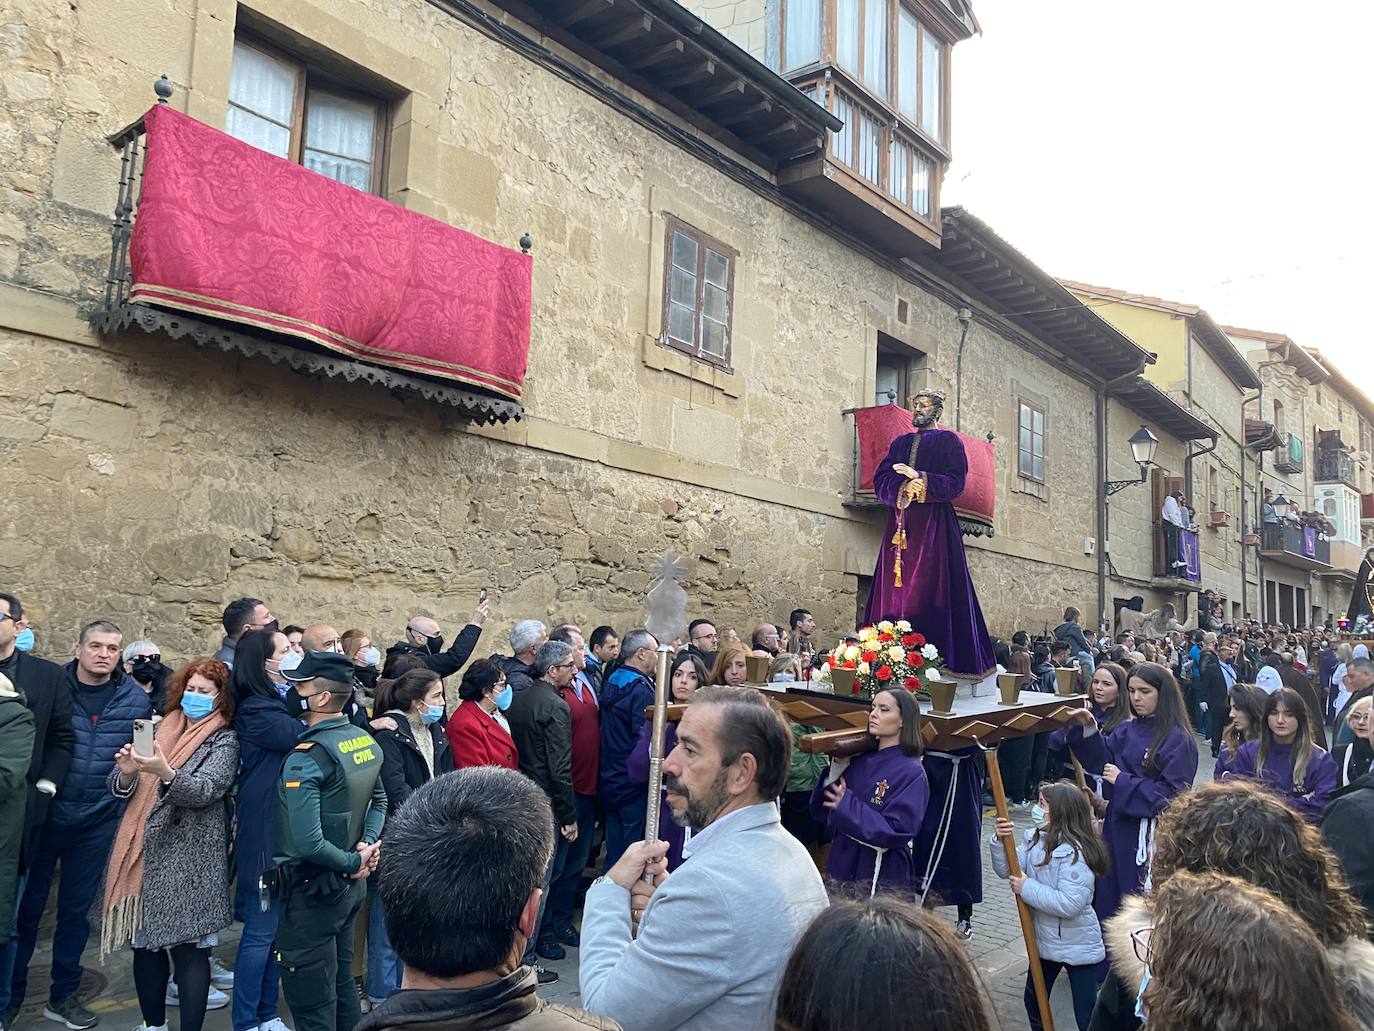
[0,0,1250,662]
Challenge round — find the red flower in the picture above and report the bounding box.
[907,653,925,669]
[876,664,893,681]
[862,650,878,664]
[901,633,918,648]
[850,678,862,695]
[904,676,920,692]
[909,632,926,647]
[878,631,894,643]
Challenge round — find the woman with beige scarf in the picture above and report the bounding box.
[100,658,239,1031]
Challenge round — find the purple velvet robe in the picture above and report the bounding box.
[1229,739,1338,823]
[864,428,997,678]
[911,747,984,906]
[1070,717,1198,922]
[811,745,929,894]
[626,721,687,870]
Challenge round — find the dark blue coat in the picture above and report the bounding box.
[598,667,655,809]
[48,663,152,831]
[233,693,303,918]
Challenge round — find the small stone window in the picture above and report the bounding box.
[660,216,736,368]
[1017,400,1046,483]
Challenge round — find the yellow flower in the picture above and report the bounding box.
[886,645,905,663]
[844,645,861,662]
[859,627,879,643]
[877,620,895,633]
[858,662,871,675]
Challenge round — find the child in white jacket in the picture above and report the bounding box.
[991,779,1108,1031]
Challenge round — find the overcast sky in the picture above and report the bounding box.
[944,0,1374,390]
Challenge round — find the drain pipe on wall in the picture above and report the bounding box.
[1098,361,1151,630]
[1245,352,1289,621]
[953,307,973,431]
[1238,385,1262,617]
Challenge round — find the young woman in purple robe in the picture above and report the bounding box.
[1067,661,1198,922]
[1212,682,1265,779]
[1228,686,1338,823]
[812,688,929,895]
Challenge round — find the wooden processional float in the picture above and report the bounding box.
[644,667,1089,1031]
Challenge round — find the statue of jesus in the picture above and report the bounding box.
[864,390,997,679]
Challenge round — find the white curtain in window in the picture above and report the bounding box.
[897,9,917,121]
[836,0,860,74]
[303,91,376,191]
[921,29,941,140]
[668,232,699,345]
[784,0,821,71]
[862,0,889,97]
[833,93,854,167]
[226,41,296,158]
[700,249,730,358]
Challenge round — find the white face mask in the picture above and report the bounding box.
[1030,803,1047,828]
[361,646,381,667]
[278,651,303,673]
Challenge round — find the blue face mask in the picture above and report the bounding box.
[14,627,33,652]
[420,702,444,725]
[182,692,215,721]
[1030,803,1047,828]
[494,685,514,711]
[1135,964,1151,1023]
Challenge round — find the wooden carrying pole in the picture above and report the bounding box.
[983,742,1056,1031]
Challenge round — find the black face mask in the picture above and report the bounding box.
[129,658,161,685]
[424,633,444,655]
[262,618,280,635]
[283,686,310,714]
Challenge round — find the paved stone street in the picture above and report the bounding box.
[12,735,1219,1031]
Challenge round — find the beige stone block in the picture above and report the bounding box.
[50,122,120,219]
[0,239,17,280]
[434,143,500,224]
[0,414,45,441]
[22,257,79,295]
[4,71,51,103]
[49,392,137,447]
[671,401,739,467]
[62,77,108,116]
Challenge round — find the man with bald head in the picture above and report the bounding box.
[302,623,344,654]
[384,598,490,679]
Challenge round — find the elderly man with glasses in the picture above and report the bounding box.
[502,640,578,986]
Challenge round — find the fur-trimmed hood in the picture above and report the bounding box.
[1106,895,1374,1029]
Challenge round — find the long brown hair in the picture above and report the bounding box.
[1006,650,1032,678]
[1129,662,1193,772]
[1145,871,1358,1031]
[1256,686,1318,790]
[775,897,994,1031]
[1092,661,1131,733]
[708,642,749,686]
[874,687,923,758]
[1151,780,1368,944]
[1221,683,1266,761]
[1033,781,1109,876]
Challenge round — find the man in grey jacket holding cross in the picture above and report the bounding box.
[580,685,828,1031]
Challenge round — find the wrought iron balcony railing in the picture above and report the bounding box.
[1315,451,1357,487]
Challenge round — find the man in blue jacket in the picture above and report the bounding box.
[597,628,658,868]
[9,621,150,1030]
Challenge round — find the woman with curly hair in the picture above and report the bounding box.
[1090,780,1374,1030]
[708,642,750,687]
[1136,871,1358,1031]
[1230,686,1338,821]
[1212,682,1267,778]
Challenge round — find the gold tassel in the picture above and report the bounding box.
[891,524,907,588]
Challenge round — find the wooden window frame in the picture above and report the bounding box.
[1017,399,1047,484]
[659,215,738,371]
[229,34,390,196]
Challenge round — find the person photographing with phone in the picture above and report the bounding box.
[384,594,490,680]
[272,652,387,1031]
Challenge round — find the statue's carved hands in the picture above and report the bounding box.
[892,462,919,479]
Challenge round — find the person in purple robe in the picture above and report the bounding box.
[911,746,982,939]
[1227,686,1338,823]
[812,689,929,895]
[865,390,996,679]
[1067,662,1198,924]
[1212,682,1265,780]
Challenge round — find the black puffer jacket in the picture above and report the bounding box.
[504,679,575,826]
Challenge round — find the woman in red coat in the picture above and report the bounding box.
[445,659,519,770]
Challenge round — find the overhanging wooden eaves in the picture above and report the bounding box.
[923,207,1157,380]
[474,0,840,171]
[1109,378,1216,443]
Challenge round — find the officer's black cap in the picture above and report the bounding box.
[283,650,355,684]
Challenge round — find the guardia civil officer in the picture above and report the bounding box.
[272,651,386,1031]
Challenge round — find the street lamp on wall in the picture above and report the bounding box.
[1272,493,1293,520]
[1106,425,1161,497]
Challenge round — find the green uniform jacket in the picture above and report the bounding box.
[274,714,386,875]
[0,693,36,932]
[786,722,828,793]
